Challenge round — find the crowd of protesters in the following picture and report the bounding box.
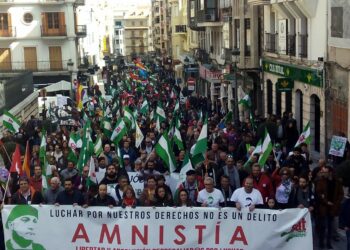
[0,62,349,250]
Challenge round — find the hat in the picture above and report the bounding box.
[123,154,130,159]
[6,205,38,229]
[186,170,196,176]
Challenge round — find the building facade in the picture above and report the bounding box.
[0,0,85,84]
[262,0,327,156]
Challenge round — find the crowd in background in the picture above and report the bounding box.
[0,62,349,250]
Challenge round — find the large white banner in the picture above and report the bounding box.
[2,206,313,250]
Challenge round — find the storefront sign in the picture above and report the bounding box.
[2,206,313,250]
[262,59,323,87]
[276,78,294,92]
[199,64,222,83]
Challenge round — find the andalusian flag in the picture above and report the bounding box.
[155,132,176,173]
[94,136,103,156]
[2,110,21,134]
[135,122,144,148]
[244,139,262,168]
[156,102,166,123]
[224,111,233,124]
[295,121,311,147]
[87,156,97,188]
[238,87,251,108]
[101,117,112,138]
[77,121,94,173]
[123,106,135,129]
[39,132,51,190]
[140,100,149,115]
[191,116,208,166]
[179,152,193,182]
[173,117,184,150]
[258,129,273,167]
[174,100,180,113]
[68,132,82,150]
[110,118,127,145]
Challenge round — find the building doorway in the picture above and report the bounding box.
[311,94,320,152]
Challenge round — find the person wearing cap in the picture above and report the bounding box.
[11,177,43,205]
[123,154,133,172]
[5,205,45,250]
[120,141,137,164]
[174,169,204,204]
[286,147,308,176]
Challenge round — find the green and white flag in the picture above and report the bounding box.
[238,87,251,108]
[156,116,161,132]
[123,106,135,129]
[174,100,180,113]
[244,139,262,168]
[135,122,144,148]
[179,152,193,182]
[191,116,208,166]
[77,121,94,173]
[110,118,127,145]
[173,117,184,150]
[87,156,97,188]
[295,121,311,147]
[258,129,273,167]
[68,132,82,150]
[101,117,113,138]
[94,136,103,156]
[2,110,21,134]
[39,132,51,191]
[155,132,176,173]
[140,100,149,115]
[156,102,166,123]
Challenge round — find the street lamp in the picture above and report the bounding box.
[67,59,74,98]
[231,48,240,121]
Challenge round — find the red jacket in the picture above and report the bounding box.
[250,174,275,203]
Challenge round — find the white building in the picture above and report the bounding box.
[0,0,85,84]
[261,0,327,156]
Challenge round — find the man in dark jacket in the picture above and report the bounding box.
[340,197,350,250]
[288,175,315,211]
[55,178,85,206]
[89,184,116,207]
[11,177,43,205]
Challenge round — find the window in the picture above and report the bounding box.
[245,19,251,56]
[0,13,9,30]
[23,13,33,24]
[132,21,135,26]
[331,7,343,38]
[140,21,143,26]
[132,40,135,45]
[139,31,143,37]
[115,39,119,45]
[234,19,240,49]
[115,21,122,26]
[47,13,59,29]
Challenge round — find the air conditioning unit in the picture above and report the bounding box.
[205,14,216,21]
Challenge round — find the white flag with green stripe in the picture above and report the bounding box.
[191,117,208,166]
[140,100,149,115]
[94,136,103,156]
[123,106,136,129]
[156,102,166,123]
[135,122,144,148]
[258,129,273,167]
[2,110,21,134]
[179,152,193,182]
[155,132,176,173]
[87,156,97,187]
[110,118,127,145]
[295,121,311,147]
[68,132,82,150]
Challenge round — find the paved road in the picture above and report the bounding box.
[313,229,347,250]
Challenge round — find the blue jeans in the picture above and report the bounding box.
[347,230,350,250]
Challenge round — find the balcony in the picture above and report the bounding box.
[75,0,84,5]
[175,25,186,34]
[265,33,278,53]
[0,26,15,38]
[75,25,87,37]
[299,34,308,58]
[0,60,69,72]
[247,0,270,5]
[41,25,67,37]
[197,9,223,27]
[287,34,296,56]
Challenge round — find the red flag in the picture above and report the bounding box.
[10,144,22,175]
[22,141,31,177]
